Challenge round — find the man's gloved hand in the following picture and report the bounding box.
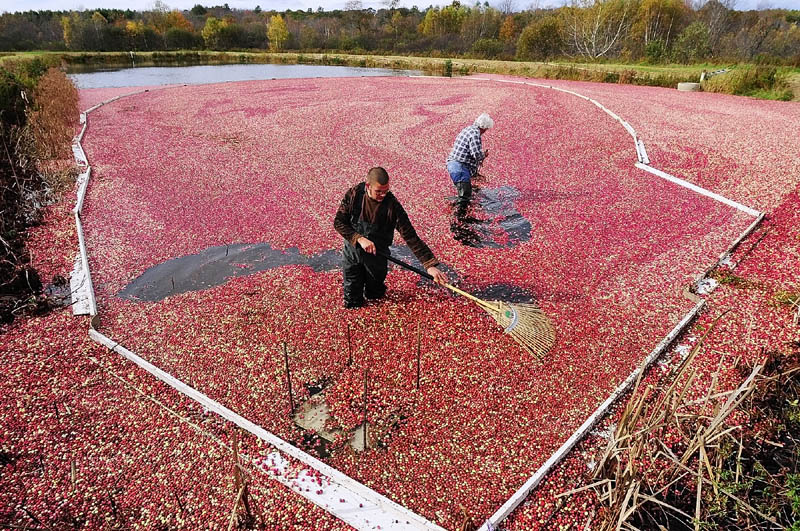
[427,266,448,285]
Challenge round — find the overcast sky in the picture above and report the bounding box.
[3,0,798,14]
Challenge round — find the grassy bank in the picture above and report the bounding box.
[0,61,78,323]
[2,50,796,100]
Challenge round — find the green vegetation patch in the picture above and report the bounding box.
[703,66,794,101]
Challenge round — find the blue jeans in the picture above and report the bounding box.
[447,160,472,184]
[447,160,472,205]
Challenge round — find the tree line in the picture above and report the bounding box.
[1,0,799,64]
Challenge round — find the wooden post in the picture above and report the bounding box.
[347,323,353,367]
[283,342,295,415]
[416,321,421,390]
[363,369,368,450]
[231,430,253,524]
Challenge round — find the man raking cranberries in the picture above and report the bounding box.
[333,116,555,359]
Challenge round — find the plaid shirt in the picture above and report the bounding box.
[446,124,485,176]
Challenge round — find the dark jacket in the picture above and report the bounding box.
[334,182,439,269]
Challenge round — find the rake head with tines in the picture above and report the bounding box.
[491,301,556,360]
[378,250,556,359]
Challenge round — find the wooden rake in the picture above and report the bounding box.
[379,250,556,360]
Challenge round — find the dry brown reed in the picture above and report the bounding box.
[28,67,78,162]
[570,311,798,530]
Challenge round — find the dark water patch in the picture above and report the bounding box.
[118,243,341,302]
[118,238,542,304]
[118,242,442,302]
[296,429,333,459]
[450,186,532,248]
[472,283,539,303]
[305,378,331,397]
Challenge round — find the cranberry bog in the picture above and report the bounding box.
[61,75,798,529]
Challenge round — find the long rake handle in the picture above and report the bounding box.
[379,250,433,280]
[377,250,499,312]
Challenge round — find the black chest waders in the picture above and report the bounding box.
[341,183,396,308]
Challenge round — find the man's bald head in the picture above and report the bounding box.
[367,167,389,186]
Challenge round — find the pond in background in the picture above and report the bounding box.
[67,63,423,89]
